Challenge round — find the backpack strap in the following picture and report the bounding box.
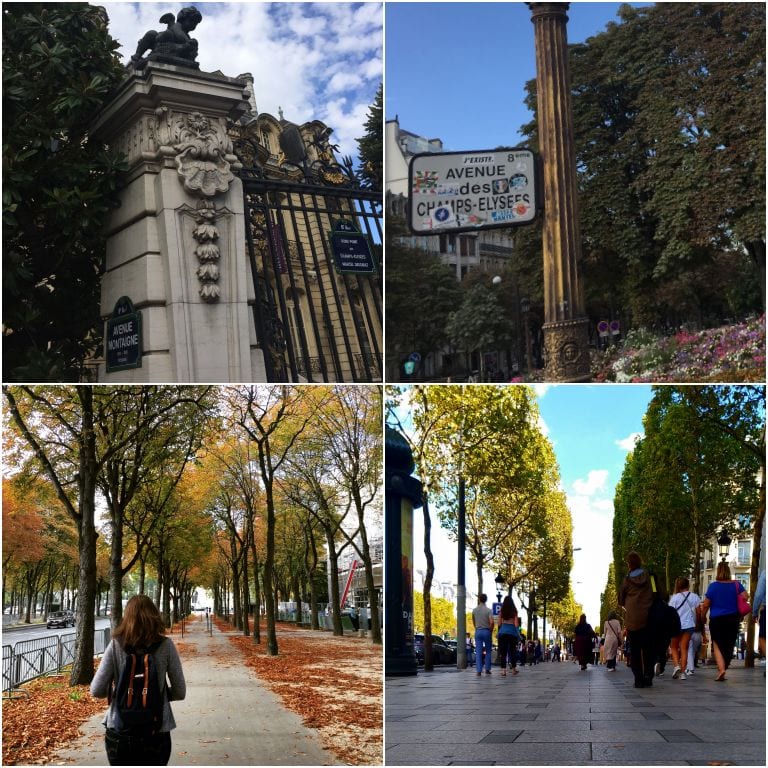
[126,653,137,708]
[142,653,150,707]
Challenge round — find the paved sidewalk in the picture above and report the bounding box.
[53,619,337,765]
[386,659,766,765]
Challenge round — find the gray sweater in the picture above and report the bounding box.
[90,637,186,732]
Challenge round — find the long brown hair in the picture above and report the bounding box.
[112,595,165,649]
[500,595,517,620]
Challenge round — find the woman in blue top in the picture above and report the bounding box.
[699,561,746,681]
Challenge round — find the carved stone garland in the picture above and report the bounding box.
[192,200,220,303]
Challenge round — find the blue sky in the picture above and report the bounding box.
[402,383,654,633]
[536,384,653,625]
[100,2,382,160]
[386,1,652,149]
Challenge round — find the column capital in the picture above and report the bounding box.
[527,3,570,22]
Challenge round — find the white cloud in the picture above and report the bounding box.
[327,72,365,94]
[568,469,615,624]
[572,469,609,496]
[615,431,642,451]
[102,2,382,161]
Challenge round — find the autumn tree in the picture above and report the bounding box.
[311,386,383,643]
[97,386,216,627]
[3,385,215,684]
[228,385,333,656]
[413,592,456,637]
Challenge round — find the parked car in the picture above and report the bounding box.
[414,634,457,666]
[46,610,75,629]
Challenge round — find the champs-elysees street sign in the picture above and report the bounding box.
[408,148,541,234]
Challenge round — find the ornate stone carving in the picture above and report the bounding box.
[175,111,234,195]
[543,318,591,382]
[192,200,221,302]
[130,7,202,69]
[152,108,237,196]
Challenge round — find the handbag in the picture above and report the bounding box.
[735,581,751,618]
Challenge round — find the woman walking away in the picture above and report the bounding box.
[497,596,521,677]
[668,577,701,680]
[699,562,747,681]
[91,595,186,765]
[603,611,622,671]
[573,614,597,670]
[618,551,655,688]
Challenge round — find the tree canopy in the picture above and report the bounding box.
[2,4,127,381]
[519,2,765,329]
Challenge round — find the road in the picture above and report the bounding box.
[2,617,111,645]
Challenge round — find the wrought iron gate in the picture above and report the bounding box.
[240,172,382,383]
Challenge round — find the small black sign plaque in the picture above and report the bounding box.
[105,296,142,372]
[329,219,376,274]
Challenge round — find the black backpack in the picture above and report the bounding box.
[109,639,165,735]
[647,574,681,641]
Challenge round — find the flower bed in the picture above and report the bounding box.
[591,315,766,383]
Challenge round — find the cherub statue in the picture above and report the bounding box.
[130,7,203,68]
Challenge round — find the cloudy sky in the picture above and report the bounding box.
[100,2,382,160]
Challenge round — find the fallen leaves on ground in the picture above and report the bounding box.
[220,618,383,765]
[1,673,103,765]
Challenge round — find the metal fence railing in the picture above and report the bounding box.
[2,628,111,696]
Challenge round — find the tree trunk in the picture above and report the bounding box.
[325,527,344,636]
[745,460,765,668]
[264,483,279,655]
[70,392,98,687]
[423,493,434,670]
[242,547,250,637]
[109,516,124,629]
[249,539,261,645]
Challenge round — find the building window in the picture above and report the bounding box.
[261,130,272,152]
[735,573,750,592]
[737,540,751,566]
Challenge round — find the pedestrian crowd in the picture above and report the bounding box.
[469,553,766,687]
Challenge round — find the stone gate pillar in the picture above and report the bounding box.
[528,3,591,381]
[92,62,267,382]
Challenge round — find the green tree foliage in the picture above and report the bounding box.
[356,83,382,189]
[599,562,618,628]
[445,276,516,378]
[521,2,765,328]
[613,385,764,600]
[401,385,573,616]
[548,587,584,637]
[2,4,127,381]
[385,217,462,378]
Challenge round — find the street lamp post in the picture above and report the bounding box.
[520,297,534,374]
[717,529,732,562]
[495,572,506,605]
[527,2,591,381]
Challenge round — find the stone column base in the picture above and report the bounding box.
[543,318,591,382]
